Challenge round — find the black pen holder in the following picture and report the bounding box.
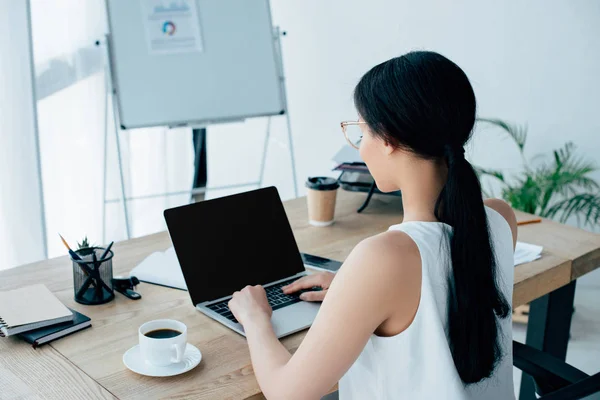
[72,247,115,305]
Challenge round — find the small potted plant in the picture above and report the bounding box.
[76,236,96,257]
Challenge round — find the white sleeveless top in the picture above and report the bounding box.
[339,207,515,399]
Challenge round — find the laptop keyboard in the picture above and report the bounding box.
[206,277,304,324]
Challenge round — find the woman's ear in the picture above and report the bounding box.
[383,139,395,156]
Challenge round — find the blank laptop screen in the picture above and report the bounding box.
[164,187,305,305]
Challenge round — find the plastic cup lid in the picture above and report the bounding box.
[305,177,340,190]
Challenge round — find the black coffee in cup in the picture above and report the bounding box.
[144,328,182,339]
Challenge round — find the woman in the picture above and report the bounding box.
[228,51,517,399]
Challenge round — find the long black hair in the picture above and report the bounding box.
[354,51,510,384]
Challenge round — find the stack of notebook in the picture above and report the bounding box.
[0,284,91,347]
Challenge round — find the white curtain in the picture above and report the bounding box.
[30,0,196,259]
[0,0,47,270]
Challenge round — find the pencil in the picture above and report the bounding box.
[517,218,542,226]
[61,234,99,292]
[58,234,82,260]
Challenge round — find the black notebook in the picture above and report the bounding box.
[19,308,91,348]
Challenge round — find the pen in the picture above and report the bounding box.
[99,241,114,261]
[92,252,102,298]
[517,218,542,226]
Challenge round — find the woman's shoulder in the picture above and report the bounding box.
[484,198,515,222]
[346,230,421,280]
[340,231,422,336]
[484,198,517,247]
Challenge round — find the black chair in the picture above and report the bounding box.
[514,341,600,399]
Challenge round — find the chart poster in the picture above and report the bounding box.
[141,0,203,55]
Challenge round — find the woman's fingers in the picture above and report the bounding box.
[282,274,325,294]
[281,275,317,293]
[299,289,327,302]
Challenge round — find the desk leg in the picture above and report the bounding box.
[519,281,576,399]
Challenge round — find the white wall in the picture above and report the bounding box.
[214,0,600,213]
[7,0,599,268]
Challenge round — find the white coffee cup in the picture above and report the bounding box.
[139,319,187,367]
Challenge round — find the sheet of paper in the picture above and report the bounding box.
[130,247,188,290]
[140,0,203,55]
[514,241,543,266]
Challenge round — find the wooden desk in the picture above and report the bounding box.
[1,190,599,400]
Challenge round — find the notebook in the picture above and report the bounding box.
[0,284,74,337]
[19,308,91,348]
[130,247,187,290]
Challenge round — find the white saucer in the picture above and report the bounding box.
[123,343,202,377]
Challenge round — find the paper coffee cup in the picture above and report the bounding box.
[306,177,340,227]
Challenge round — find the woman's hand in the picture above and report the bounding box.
[228,285,273,327]
[281,272,335,302]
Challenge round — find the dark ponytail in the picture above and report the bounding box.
[437,143,511,383]
[354,51,510,384]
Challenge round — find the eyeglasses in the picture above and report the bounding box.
[340,120,368,150]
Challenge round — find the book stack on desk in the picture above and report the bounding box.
[0,284,90,347]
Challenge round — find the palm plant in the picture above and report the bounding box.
[475,118,600,228]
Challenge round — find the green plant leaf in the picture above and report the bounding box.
[501,174,542,215]
[475,119,599,228]
[474,166,506,182]
[554,170,599,197]
[76,236,95,256]
[538,159,563,215]
[545,194,600,227]
[554,144,599,195]
[477,118,528,154]
[535,142,599,215]
[77,236,90,250]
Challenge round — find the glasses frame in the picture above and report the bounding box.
[340,120,368,150]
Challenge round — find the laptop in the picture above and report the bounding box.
[163,186,320,338]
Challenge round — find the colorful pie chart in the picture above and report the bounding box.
[163,21,176,36]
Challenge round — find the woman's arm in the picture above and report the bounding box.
[229,232,421,400]
[484,198,518,249]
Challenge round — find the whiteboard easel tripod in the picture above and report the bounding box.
[101,0,298,241]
